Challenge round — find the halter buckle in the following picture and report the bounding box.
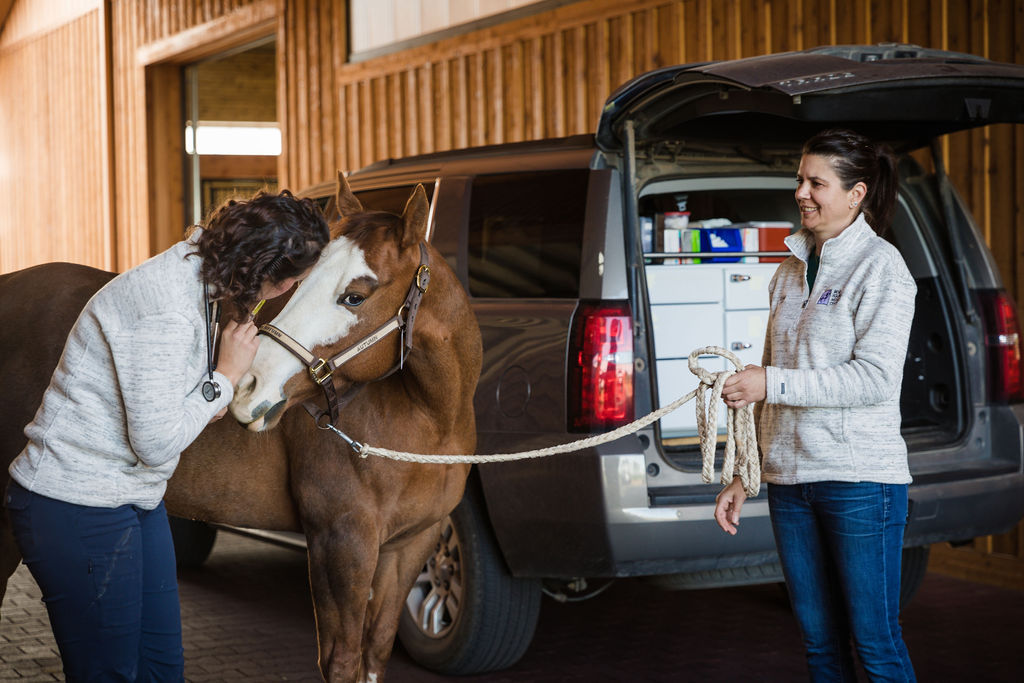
[309,358,333,384]
[415,264,430,292]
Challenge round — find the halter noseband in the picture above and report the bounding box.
[257,242,431,427]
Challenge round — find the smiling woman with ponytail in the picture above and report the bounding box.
[715,129,918,682]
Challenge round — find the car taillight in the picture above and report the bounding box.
[567,301,634,432]
[977,289,1024,403]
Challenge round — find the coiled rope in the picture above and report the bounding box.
[321,346,760,497]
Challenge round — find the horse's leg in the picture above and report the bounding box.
[361,524,443,681]
[305,520,380,683]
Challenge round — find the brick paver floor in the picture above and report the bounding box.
[3,531,1023,682]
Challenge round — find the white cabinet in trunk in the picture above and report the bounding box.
[646,262,780,438]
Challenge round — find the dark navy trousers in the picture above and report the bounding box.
[6,480,185,682]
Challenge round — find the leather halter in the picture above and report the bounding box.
[257,243,431,427]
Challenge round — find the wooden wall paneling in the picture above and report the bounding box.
[328,4,345,179]
[434,60,451,154]
[769,0,793,53]
[547,31,566,137]
[629,7,648,75]
[661,3,685,68]
[294,0,311,186]
[569,26,587,135]
[370,76,384,161]
[739,0,766,57]
[278,0,294,189]
[608,14,631,89]
[504,41,524,143]
[706,0,727,61]
[404,68,418,156]
[146,63,186,254]
[0,7,112,273]
[526,37,543,140]
[305,0,322,185]
[387,71,401,158]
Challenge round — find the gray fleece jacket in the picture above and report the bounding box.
[759,214,916,485]
[9,235,234,509]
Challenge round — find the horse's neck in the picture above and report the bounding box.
[392,272,480,417]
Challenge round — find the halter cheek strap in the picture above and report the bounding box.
[257,243,431,426]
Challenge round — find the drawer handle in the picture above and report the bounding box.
[731,342,753,351]
[730,274,751,282]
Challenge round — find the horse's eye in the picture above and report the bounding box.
[338,292,365,307]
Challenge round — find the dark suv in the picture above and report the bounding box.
[179,44,1024,675]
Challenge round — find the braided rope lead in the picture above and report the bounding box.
[332,346,760,497]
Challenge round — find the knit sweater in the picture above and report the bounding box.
[9,235,234,509]
[759,214,916,485]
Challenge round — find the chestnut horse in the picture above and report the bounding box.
[0,177,482,682]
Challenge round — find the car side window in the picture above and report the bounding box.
[467,170,588,298]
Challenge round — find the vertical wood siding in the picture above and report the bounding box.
[0,7,112,272]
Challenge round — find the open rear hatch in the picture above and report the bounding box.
[597,43,1024,153]
[596,44,1024,466]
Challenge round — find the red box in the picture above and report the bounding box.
[758,225,791,262]
[729,221,793,263]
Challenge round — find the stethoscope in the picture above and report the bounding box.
[201,275,221,402]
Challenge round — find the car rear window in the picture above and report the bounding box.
[467,170,588,298]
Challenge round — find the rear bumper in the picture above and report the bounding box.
[478,434,780,579]
[906,468,1024,545]
[480,429,1024,580]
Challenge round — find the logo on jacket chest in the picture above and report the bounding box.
[816,288,842,306]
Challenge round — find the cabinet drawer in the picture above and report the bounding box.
[650,303,723,360]
[725,309,770,368]
[646,265,723,304]
[655,358,726,437]
[723,264,778,310]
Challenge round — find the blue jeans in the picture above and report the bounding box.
[768,482,916,683]
[6,480,185,682]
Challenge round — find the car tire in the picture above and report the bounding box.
[899,545,929,609]
[168,516,217,568]
[397,485,542,675]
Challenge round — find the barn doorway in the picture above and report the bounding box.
[184,38,279,226]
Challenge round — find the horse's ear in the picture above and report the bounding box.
[400,184,429,248]
[335,171,363,217]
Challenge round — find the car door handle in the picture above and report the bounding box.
[731,341,753,351]
[730,274,751,282]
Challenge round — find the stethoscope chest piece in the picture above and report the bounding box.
[202,379,221,402]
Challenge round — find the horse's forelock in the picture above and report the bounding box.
[332,212,407,268]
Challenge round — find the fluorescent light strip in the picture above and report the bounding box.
[185,122,281,156]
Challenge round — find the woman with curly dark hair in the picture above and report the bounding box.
[6,190,329,681]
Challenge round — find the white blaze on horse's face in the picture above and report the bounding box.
[229,235,375,431]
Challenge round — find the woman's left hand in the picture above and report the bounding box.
[722,364,766,409]
[714,476,748,535]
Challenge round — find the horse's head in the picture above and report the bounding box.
[229,173,431,431]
